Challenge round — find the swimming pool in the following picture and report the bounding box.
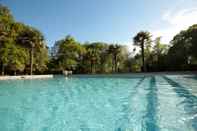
[0,75,197,131]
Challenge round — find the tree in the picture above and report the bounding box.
[34,46,49,73]
[108,44,122,72]
[0,39,11,75]
[0,4,49,75]
[83,43,102,73]
[99,44,111,73]
[0,4,13,21]
[152,37,168,71]
[167,24,197,70]
[0,4,14,75]
[17,26,46,75]
[8,44,28,75]
[133,31,151,72]
[0,23,27,75]
[186,24,197,58]
[168,31,190,70]
[56,35,84,71]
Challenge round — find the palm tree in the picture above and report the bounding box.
[108,44,121,72]
[85,45,100,73]
[133,31,151,72]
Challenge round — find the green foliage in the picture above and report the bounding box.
[34,46,49,72]
[167,24,197,70]
[0,40,12,66]
[0,4,48,75]
[133,31,152,72]
[55,35,83,70]
[50,39,129,74]
[8,44,28,72]
[17,25,48,73]
[0,4,13,21]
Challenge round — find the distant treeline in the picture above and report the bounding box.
[0,4,197,75]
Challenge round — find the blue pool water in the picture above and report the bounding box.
[0,75,197,131]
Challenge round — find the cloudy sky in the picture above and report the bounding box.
[2,0,197,49]
[151,0,197,43]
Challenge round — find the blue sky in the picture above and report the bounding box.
[1,0,197,48]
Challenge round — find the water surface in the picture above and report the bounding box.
[0,75,197,131]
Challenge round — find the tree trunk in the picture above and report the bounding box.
[141,42,146,72]
[111,59,114,73]
[157,53,160,71]
[90,60,93,74]
[1,63,4,76]
[114,55,117,72]
[30,47,34,75]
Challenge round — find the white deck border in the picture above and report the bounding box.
[0,75,54,80]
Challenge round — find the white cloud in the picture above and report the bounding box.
[164,8,197,26]
[152,8,197,43]
[121,41,140,56]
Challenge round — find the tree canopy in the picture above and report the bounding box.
[167,24,197,70]
[0,4,48,75]
[133,31,151,72]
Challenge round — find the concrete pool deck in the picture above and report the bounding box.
[0,75,54,80]
[72,71,197,77]
[0,72,196,80]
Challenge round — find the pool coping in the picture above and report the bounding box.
[0,72,196,80]
[0,75,54,80]
[71,72,197,77]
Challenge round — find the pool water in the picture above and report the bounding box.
[0,75,197,131]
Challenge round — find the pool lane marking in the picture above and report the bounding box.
[144,76,160,131]
[132,76,146,89]
[163,76,197,131]
[187,75,197,80]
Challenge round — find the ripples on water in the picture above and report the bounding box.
[0,75,197,131]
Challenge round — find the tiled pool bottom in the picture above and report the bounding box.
[0,75,196,131]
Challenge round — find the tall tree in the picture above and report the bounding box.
[0,4,48,75]
[0,22,28,75]
[0,4,13,75]
[17,26,46,75]
[108,44,122,72]
[99,44,111,73]
[133,31,151,72]
[186,24,197,58]
[84,43,102,73]
[167,24,197,70]
[8,44,28,75]
[153,37,168,68]
[0,39,11,75]
[56,35,84,71]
